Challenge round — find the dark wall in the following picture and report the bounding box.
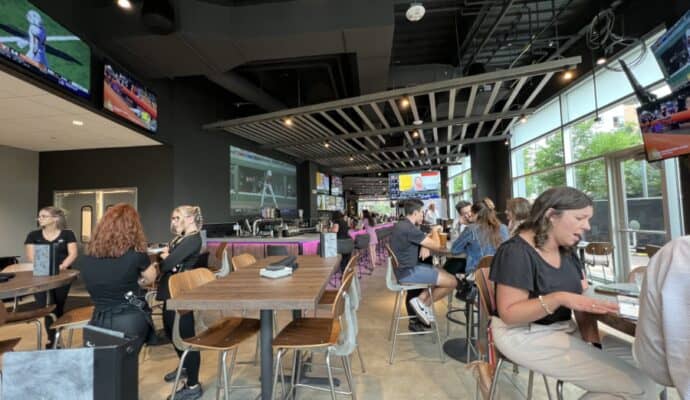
[39,146,174,242]
[680,155,690,234]
[297,161,318,220]
[470,141,511,212]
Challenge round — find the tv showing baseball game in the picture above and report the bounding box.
[0,0,91,98]
[104,63,158,132]
[637,85,690,162]
[230,146,297,214]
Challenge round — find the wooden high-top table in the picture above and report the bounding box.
[0,270,79,300]
[166,255,340,400]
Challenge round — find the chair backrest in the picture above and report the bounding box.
[384,244,399,269]
[475,266,496,317]
[332,270,355,318]
[337,238,354,255]
[266,245,289,256]
[231,253,256,271]
[354,234,370,249]
[168,268,215,299]
[215,246,231,278]
[214,242,228,260]
[2,263,33,273]
[476,256,493,271]
[341,254,358,278]
[585,242,613,256]
[627,266,647,284]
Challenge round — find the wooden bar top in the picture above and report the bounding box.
[0,270,80,300]
[166,255,340,312]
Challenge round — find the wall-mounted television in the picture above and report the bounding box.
[389,170,441,200]
[104,63,157,132]
[0,0,91,99]
[230,146,297,214]
[335,196,344,211]
[651,9,690,91]
[637,85,690,162]
[331,175,342,196]
[316,172,329,193]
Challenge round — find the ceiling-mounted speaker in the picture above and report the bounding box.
[142,0,175,34]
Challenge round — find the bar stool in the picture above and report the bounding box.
[331,238,354,287]
[353,234,371,277]
[384,245,444,364]
[168,268,260,400]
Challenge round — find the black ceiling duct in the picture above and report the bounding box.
[142,0,175,34]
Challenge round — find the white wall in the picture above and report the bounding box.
[0,145,38,259]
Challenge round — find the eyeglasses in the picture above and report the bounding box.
[171,216,180,221]
[37,215,53,219]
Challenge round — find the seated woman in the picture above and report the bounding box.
[490,187,656,399]
[450,198,509,276]
[158,205,204,400]
[78,204,157,355]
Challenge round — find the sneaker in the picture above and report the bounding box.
[164,368,187,383]
[408,320,431,332]
[167,384,202,400]
[420,301,436,322]
[409,297,431,325]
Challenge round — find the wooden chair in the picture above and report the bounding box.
[52,305,94,349]
[270,271,357,400]
[0,298,53,351]
[584,242,614,282]
[231,254,256,272]
[168,268,260,400]
[474,265,561,400]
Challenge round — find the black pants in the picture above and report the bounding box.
[90,308,151,355]
[443,258,467,275]
[34,283,72,346]
[163,301,200,386]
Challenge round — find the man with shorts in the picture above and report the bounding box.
[391,198,457,326]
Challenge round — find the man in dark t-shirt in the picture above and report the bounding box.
[390,199,457,327]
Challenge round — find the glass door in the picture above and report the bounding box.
[608,150,681,281]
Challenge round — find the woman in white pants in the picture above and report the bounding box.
[490,187,657,400]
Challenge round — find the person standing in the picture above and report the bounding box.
[158,205,204,400]
[423,203,439,225]
[78,204,157,355]
[24,206,77,349]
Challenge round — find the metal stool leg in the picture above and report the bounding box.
[428,287,445,362]
[488,357,505,400]
[388,291,401,341]
[389,290,404,364]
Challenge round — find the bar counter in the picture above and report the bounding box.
[206,234,321,260]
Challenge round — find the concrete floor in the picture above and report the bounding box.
[0,264,679,400]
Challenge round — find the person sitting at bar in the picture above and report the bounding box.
[506,197,531,236]
[490,187,657,400]
[158,205,203,400]
[390,198,456,326]
[450,198,509,276]
[443,200,473,276]
[24,206,78,348]
[634,235,690,398]
[78,204,157,355]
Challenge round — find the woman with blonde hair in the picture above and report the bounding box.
[158,205,204,400]
[24,206,77,348]
[78,204,157,355]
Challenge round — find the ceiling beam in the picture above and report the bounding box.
[463,0,517,69]
[257,108,532,149]
[204,56,580,130]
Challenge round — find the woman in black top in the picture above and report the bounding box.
[77,204,157,355]
[330,211,352,273]
[159,205,203,400]
[24,206,78,348]
[490,187,655,399]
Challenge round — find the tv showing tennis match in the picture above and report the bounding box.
[0,0,91,98]
[637,85,690,162]
[230,146,297,214]
[104,63,158,132]
[389,170,441,200]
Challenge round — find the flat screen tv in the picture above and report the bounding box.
[651,9,690,90]
[389,170,441,200]
[316,172,329,193]
[331,175,343,196]
[104,63,157,132]
[230,146,297,214]
[335,196,344,211]
[0,0,90,98]
[637,85,690,161]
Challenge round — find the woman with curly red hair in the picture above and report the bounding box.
[77,203,157,355]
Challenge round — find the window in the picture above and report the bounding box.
[447,156,472,219]
[512,130,564,177]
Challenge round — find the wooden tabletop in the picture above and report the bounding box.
[166,255,340,311]
[0,270,80,300]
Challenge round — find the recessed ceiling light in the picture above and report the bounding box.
[349,155,354,161]
[324,142,330,148]
[117,0,132,10]
[366,166,371,170]
[412,130,420,138]
[596,57,607,65]
[412,119,423,125]
[72,120,84,126]
[400,97,410,109]
[420,149,426,154]
[406,2,426,22]
[563,70,574,81]
[519,114,528,124]
[283,117,293,126]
